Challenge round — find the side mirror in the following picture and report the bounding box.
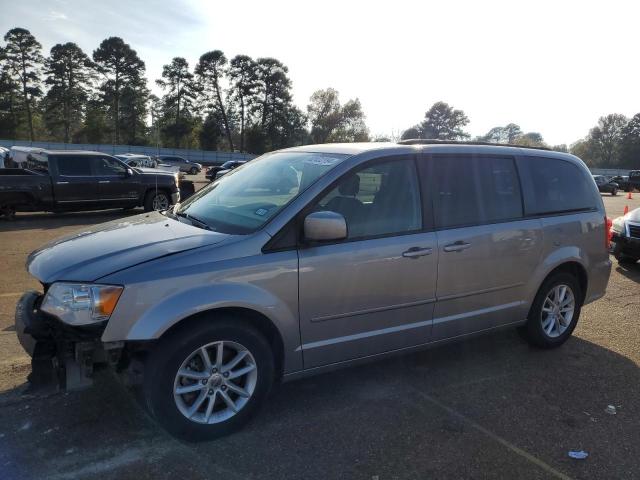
[126,168,133,177]
[304,211,347,242]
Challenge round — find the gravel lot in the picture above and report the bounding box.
[0,184,638,480]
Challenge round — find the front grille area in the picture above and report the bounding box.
[629,223,640,239]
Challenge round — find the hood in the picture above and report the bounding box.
[624,207,640,223]
[27,211,231,283]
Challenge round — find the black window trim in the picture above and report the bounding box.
[263,153,434,252]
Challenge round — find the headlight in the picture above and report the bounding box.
[611,218,625,235]
[41,283,123,326]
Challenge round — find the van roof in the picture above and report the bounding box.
[282,140,573,159]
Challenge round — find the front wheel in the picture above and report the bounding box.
[143,319,274,441]
[189,167,198,175]
[144,190,170,212]
[519,272,582,349]
[612,188,618,196]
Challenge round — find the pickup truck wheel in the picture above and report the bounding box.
[189,167,198,175]
[1,206,16,219]
[144,190,170,212]
[615,252,638,264]
[519,272,582,349]
[143,319,274,441]
[611,188,618,196]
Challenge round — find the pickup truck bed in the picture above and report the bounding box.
[0,169,54,214]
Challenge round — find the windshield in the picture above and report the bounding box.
[176,151,348,234]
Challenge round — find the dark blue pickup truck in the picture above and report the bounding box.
[0,149,181,217]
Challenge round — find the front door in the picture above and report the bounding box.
[429,154,543,340]
[298,155,438,368]
[92,156,141,206]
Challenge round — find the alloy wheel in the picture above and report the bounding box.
[152,193,169,211]
[540,284,575,338]
[173,341,258,424]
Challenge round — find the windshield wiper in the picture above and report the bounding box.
[175,211,212,231]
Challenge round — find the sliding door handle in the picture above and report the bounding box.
[443,241,471,252]
[402,247,433,258]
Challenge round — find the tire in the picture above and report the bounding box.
[615,252,638,264]
[142,318,274,441]
[612,188,618,196]
[144,190,170,212]
[190,167,198,175]
[519,272,582,349]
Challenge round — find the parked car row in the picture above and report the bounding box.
[205,160,246,181]
[592,172,640,194]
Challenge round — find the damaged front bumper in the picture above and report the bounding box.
[15,290,124,391]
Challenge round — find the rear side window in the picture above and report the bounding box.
[56,156,92,176]
[517,157,596,215]
[432,155,522,229]
[477,156,523,222]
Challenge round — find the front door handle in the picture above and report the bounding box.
[402,247,433,259]
[443,241,471,252]
[98,180,110,184]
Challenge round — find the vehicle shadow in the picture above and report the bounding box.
[615,261,640,283]
[0,209,143,232]
[1,330,639,479]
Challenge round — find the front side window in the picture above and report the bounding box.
[93,157,127,176]
[314,157,422,239]
[56,156,92,176]
[177,151,348,234]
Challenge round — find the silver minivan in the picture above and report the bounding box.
[15,141,612,440]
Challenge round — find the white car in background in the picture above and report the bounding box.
[9,146,43,167]
[115,154,156,168]
[0,146,9,168]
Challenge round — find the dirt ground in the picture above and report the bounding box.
[0,184,639,480]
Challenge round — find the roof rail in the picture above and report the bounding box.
[397,138,551,151]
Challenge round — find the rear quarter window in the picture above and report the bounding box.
[516,156,596,215]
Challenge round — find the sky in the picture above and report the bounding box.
[1,0,639,146]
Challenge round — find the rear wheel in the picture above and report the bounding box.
[612,188,618,196]
[143,318,274,441]
[520,272,582,348]
[190,167,198,175]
